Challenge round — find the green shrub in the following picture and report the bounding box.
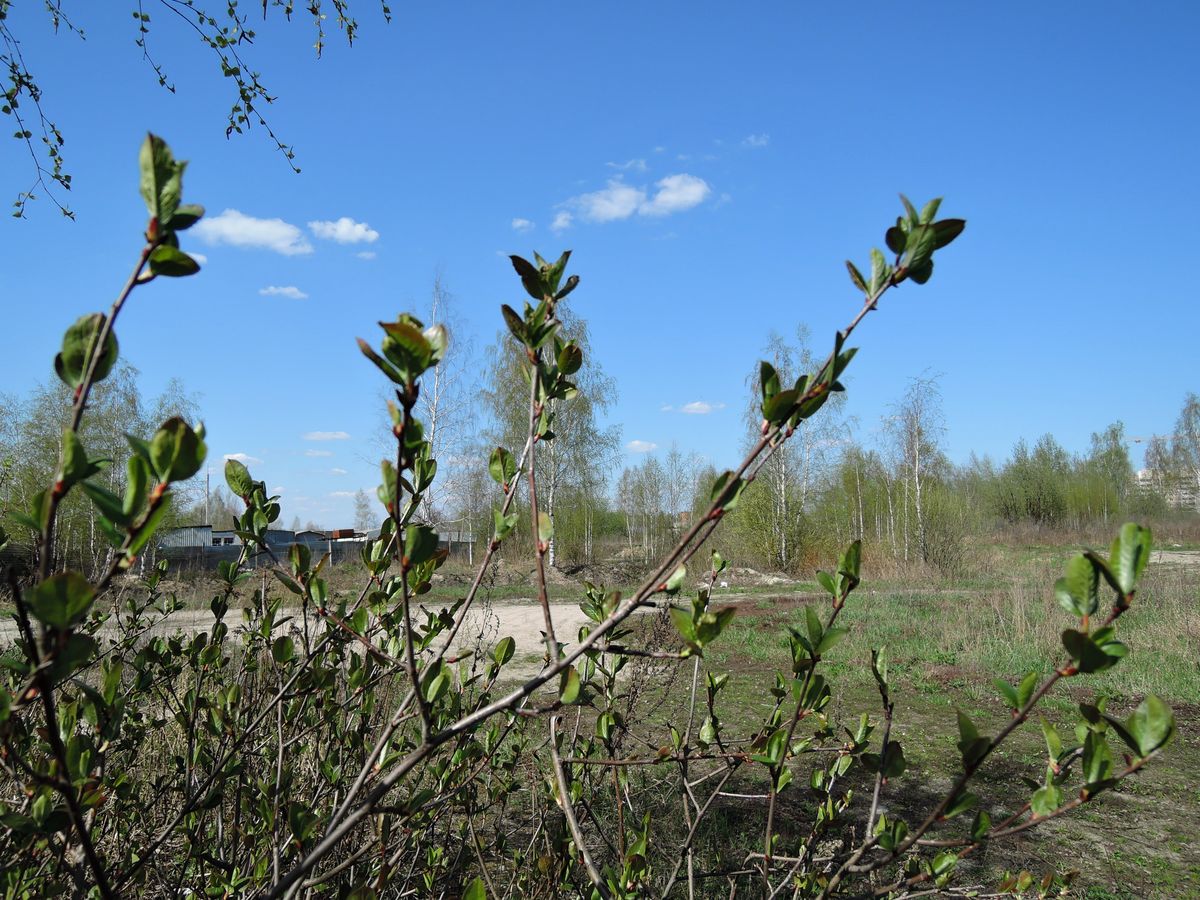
[0,136,1175,899]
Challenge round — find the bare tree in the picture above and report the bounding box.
[886,374,945,565]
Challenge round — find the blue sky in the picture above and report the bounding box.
[3,2,1198,527]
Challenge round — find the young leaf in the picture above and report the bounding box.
[558,665,581,704]
[26,572,96,629]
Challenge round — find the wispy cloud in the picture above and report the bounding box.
[330,467,348,475]
[626,440,658,453]
[329,491,357,498]
[574,179,646,223]
[308,217,380,244]
[640,174,711,217]
[259,285,308,300]
[356,250,377,260]
[680,400,726,415]
[224,452,262,465]
[305,449,333,457]
[563,174,712,225]
[304,431,351,441]
[606,158,648,172]
[511,217,535,232]
[190,252,208,265]
[194,209,313,255]
[551,211,574,232]
[742,132,770,148]
[660,404,674,412]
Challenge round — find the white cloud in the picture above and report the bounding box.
[640,174,712,217]
[271,485,286,495]
[653,145,666,153]
[305,449,333,457]
[660,404,674,412]
[680,400,726,415]
[308,217,380,244]
[551,211,574,232]
[562,174,712,225]
[224,452,262,465]
[742,132,770,148]
[190,252,208,265]
[303,431,351,441]
[330,467,348,475]
[575,179,646,223]
[626,440,658,453]
[329,491,357,498]
[194,208,313,255]
[259,285,308,300]
[511,217,535,232]
[606,158,648,172]
[356,250,377,260]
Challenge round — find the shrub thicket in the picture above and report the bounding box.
[0,136,1176,899]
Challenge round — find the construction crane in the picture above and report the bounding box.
[1129,434,1181,444]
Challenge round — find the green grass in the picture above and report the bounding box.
[684,553,1200,898]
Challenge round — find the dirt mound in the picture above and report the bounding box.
[558,560,647,587]
[723,566,794,587]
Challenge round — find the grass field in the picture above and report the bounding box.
[675,548,1200,897]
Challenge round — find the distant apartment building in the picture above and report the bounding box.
[1135,468,1200,511]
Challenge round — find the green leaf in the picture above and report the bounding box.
[669,606,696,645]
[804,604,823,648]
[128,494,172,556]
[500,304,528,343]
[1061,629,1119,673]
[1109,522,1152,595]
[55,313,118,389]
[1082,731,1112,785]
[404,525,439,567]
[493,636,515,666]
[463,877,487,900]
[919,197,942,224]
[971,809,991,841]
[932,218,966,249]
[1040,717,1063,762]
[149,417,206,482]
[379,320,434,380]
[761,388,799,424]
[537,511,553,543]
[492,507,518,541]
[80,482,130,528]
[901,223,938,273]
[846,260,868,293]
[869,248,892,294]
[815,571,837,597]
[124,455,150,517]
[26,572,95,629]
[1055,554,1100,618]
[271,635,295,664]
[1030,784,1062,817]
[1017,671,1038,707]
[509,255,543,300]
[994,678,1019,709]
[944,790,978,820]
[664,564,687,594]
[1126,695,1175,757]
[139,132,183,223]
[148,244,200,277]
[558,665,581,704]
[225,457,254,498]
[169,203,204,231]
[870,646,889,689]
[956,711,988,766]
[49,633,97,680]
